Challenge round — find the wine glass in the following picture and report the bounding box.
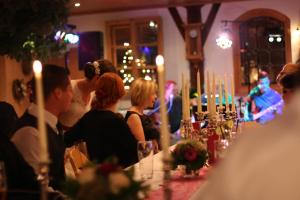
[137,141,153,180]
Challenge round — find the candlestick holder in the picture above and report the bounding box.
[195,111,206,121]
[180,119,195,140]
[37,161,50,200]
[162,156,172,200]
[224,111,237,120]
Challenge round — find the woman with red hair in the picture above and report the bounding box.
[64,73,138,167]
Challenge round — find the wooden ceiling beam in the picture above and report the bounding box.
[202,3,221,45]
[168,7,185,40]
[70,0,251,15]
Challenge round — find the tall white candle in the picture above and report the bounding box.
[231,75,236,112]
[206,71,211,113]
[156,55,170,158]
[181,74,186,120]
[197,70,202,113]
[185,81,190,120]
[218,78,223,111]
[33,60,49,163]
[212,72,216,114]
[224,74,229,112]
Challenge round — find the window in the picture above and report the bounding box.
[232,9,291,95]
[106,17,163,89]
[240,17,285,86]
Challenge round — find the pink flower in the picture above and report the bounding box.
[184,148,197,161]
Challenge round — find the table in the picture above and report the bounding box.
[130,149,209,200]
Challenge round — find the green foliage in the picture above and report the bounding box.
[171,139,208,172]
[0,0,69,61]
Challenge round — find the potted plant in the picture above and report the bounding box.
[0,0,69,73]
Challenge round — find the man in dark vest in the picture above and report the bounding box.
[11,64,73,190]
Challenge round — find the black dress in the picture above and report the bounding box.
[124,111,160,141]
[64,110,138,168]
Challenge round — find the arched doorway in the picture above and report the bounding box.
[232,8,291,95]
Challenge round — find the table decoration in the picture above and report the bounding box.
[63,158,150,200]
[156,55,172,200]
[171,140,208,177]
[33,60,50,200]
[180,119,194,140]
[196,70,202,113]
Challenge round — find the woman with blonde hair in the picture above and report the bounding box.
[125,78,160,152]
[64,73,138,167]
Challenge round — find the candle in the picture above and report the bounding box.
[212,72,216,114]
[185,81,190,119]
[218,78,223,111]
[156,55,170,158]
[231,75,236,112]
[197,70,202,113]
[181,74,186,120]
[224,74,229,112]
[206,71,211,113]
[33,60,49,163]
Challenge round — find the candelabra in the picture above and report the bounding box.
[180,119,194,139]
[37,161,50,200]
[195,111,206,122]
[163,157,172,200]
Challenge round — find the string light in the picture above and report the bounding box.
[120,47,156,89]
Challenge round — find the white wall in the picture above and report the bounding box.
[201,0,300,79]
[69,7,189,88]
[68,0,300,87]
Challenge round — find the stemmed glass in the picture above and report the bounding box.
[137,141,154,180]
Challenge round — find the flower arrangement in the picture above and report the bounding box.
[171,140,208,173]
[63,159,149,200]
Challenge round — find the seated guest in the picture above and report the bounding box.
[0,101,18,138]
[0,103,38,190]
[64,73,138,168]
[125,78,160,153]
[59,59,116,128]
[276,63,300,104]
[11,64,73,190]
[191,66,300,200]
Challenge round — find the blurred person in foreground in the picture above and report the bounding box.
[0,102,39,191]
[64,73,138,168]
[191,63,300,200]
[243,71,283,124]
[276,63,300,104]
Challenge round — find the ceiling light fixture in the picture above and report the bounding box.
[216,21,233,49]
[74,2,80,7]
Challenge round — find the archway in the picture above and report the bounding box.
[232,8,291,95]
